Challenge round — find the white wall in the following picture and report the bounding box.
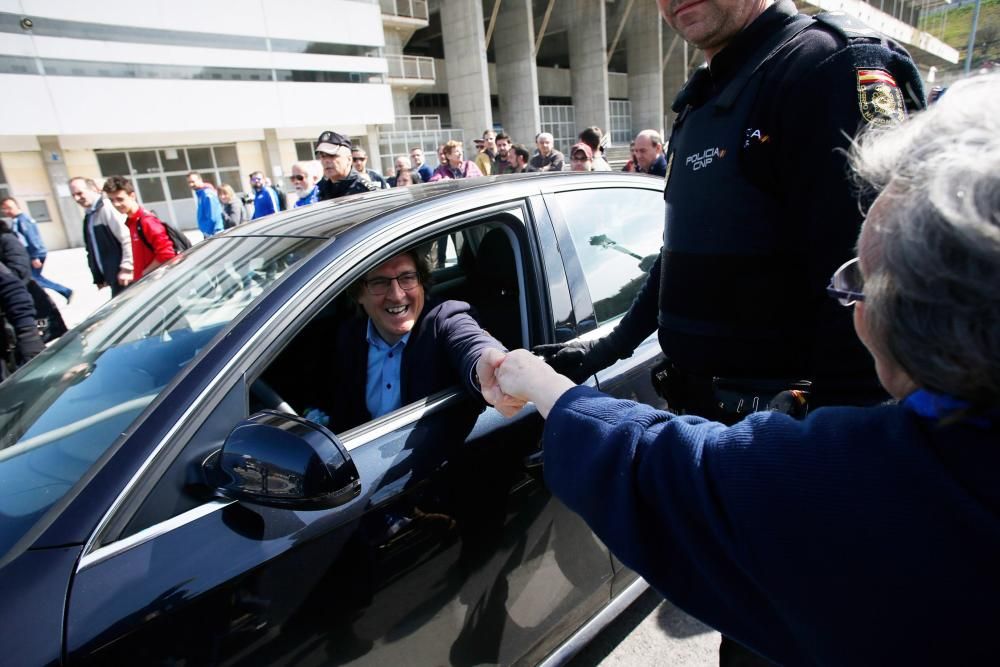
[0,75,394,136]
[2,0,385,46]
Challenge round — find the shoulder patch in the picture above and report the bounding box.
[856,68,907,125]
[815,11,882,39]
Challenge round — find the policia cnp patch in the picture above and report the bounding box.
[856,68,906,124]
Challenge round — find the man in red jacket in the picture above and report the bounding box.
[102,175,176,280]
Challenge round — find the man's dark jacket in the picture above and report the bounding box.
[317,169,380,201]
[328,299,501,432]
[0,222,31,282]
[83,197,128,290]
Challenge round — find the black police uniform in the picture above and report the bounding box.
[317,169,381,201]
[597,0,924,414]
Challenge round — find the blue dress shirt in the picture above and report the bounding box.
[364,320,410,419]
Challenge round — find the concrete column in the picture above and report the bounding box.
[440,0,493,145]
[627,1,663,136]
[385,28,413,117]
[262,128,284,185]
[37,135,79,247]
[568,1,610,136]
[494,0,540,146]
[662,27,689,136]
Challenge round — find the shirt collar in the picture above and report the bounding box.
[708,0,798,83]
[365,319,410,351]
[87,197,102,214]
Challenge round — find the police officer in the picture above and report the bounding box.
[537,2,923,661]
[314,131,381,201]
[542,0,922,406]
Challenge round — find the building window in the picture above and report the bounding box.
[539,105,576,156]
[609,100,632,146]
[96,144,244,230]
[26,200,52,223]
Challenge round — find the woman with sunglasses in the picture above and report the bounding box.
[493,74,1000,665]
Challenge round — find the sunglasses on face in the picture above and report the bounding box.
[363,271,419,296]
[250,177,263,183]
[289,174,306,181]
[827,257,865,306]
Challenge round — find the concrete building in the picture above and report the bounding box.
[0,0,957,251]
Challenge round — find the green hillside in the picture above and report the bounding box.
[924,0,1000,69]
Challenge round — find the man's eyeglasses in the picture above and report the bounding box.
[827,257,865,306]
[289,174,306,181]
[352,156,366,163]
[363,271,419,296]
[250,177,263,183]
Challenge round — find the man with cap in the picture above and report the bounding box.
[568,142,594,172]
[315,131,381,202]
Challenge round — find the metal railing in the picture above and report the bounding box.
[384,54,436,81]
[380,0,429,21]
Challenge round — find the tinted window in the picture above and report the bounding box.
[551,188,663,324]
[0,235,326,561]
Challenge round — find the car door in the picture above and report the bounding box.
[65,199,614,666]
[542,182,669,594]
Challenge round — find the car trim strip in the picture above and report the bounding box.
[537,577,650,667]
[78,499,234,571]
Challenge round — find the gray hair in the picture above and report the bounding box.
[850,73,1000,407]
[636,129,663,147]
[292,160,322,181]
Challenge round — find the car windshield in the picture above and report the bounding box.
[0,234,326,558]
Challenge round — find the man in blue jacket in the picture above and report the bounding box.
[186,172,224,237]
[249,171,281,219]
[1,197,72,303]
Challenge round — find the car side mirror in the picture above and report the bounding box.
[202,409,361,509]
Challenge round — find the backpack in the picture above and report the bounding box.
[135,212,192,254]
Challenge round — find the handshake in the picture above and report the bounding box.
[476,338,619,418]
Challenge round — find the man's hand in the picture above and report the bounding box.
[495,350,575,419]
[31,258,42,269]
[96,282,107,289]
[117,270,133,287]
[476,348,527,418]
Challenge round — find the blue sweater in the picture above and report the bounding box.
[544,386,1000,665]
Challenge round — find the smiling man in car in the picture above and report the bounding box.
[326,250,521,432]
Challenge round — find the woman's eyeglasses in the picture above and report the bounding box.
[827,257,865,306]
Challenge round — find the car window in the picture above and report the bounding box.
[254,216,528,434]
[0,235,325,561]
[121,211,533,537]
[549,188,663,324]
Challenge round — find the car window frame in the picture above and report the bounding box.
[83,197,555,561]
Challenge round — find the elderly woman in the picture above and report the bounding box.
[428,140,483,181]
[493,74,1000,665]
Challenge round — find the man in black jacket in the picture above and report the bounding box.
[314,131,381,201]
[69,177,133,296]
[0,262,44,380]
[0,220,31,282]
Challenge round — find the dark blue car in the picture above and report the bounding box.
[0,173,668,665]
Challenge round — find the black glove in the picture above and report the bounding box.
[15,325,45,363]
[532,337,621,384]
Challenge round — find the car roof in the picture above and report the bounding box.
[221,172,663,240]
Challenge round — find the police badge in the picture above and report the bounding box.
[857,68,906,125]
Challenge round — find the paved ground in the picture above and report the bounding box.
[40,243,722,667]
[567,590,719,666]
